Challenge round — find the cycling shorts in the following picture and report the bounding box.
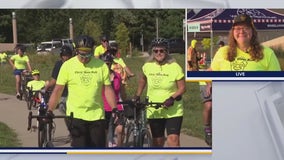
[13,69,24,76]
[200,85,212,103]
[148,116,183,138]
[69,118,106,147]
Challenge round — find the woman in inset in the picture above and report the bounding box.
[211,14,281,71]
[133,38,186,147]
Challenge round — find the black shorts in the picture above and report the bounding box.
[200,85,212,103]
[148,116,183,138]
[69,118,106,147]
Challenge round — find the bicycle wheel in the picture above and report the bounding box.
[38,124,47,147]
[45,123,54,148]
[140,129,152,147]
[123,121,136,147]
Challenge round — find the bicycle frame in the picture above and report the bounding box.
[20,71,33,101]
[27,93,73,148]
[118,97,163,148]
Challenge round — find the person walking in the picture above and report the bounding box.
[47,35,117,148]
[0,51,8,65]
[100,51,125,147]
[44,45,73,114]
[133,38,186,147]
[211,14,281,71]
[187,39,201,71]
[8,44,32,99]
[94,35,109,58]
[199,81,212,146]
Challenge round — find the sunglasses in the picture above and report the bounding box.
[152,49,165,54]
[77,52,93,58]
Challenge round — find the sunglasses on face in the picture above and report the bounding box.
[77,52,93,58]
[152,49,165,54]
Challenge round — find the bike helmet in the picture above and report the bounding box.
[15,44,26,52]
[74,35,95,51]
[109,42,118,49]
[60,45,73,57]
[100,50,114,63]
[100,35,109,42]
[109,42,118,55]
[32,69,40,75]
[151,38,169,49]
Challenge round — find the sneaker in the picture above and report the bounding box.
[16,93,21,100]
[204,126,212,146]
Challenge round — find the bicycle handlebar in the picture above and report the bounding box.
[27,111,74,131]
[117,97,164,109]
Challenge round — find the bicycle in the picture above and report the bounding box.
[19,70,33,101]
[26,88,51,110]
[27,90,73,148]
[115,97,163,148]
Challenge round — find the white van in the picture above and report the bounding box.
[37,41,62,54]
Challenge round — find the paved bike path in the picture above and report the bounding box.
[0,93,209,147]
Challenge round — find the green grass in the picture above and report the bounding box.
[0,122,21,147]
[0,52,205,144]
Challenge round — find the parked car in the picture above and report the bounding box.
[53,38,74,50]
[36,41,62,55]
[168,38,185,54]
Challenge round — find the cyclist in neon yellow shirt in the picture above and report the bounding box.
[27,69,48,102]
[94,35,109,58]
[47,35,117,148]
[0,51,7,64]
[133,38,186,147]
[9,44,32,99]
[27,69,46,91]
[211,14,281,71]
[109,42,135,85]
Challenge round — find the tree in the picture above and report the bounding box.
[83,20,102,46]
[115,23,130,57]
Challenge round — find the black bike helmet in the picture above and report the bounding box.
[60,45,73,57]
[15,44,26,52]
[109,42,118,49]
[74,35,95,51]
[151,38,169,49]
[100,35,109,42]
[100,50,114,63]
[108,42,118,55]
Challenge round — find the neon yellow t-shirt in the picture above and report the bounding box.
[112,58,126,68]
[94,44,107,57]
[27,80,46,91]
[0,53,7,63]
[10,54,29,70]
[57,56,111,121]
[142,62,184,119]
[211,46,281,71]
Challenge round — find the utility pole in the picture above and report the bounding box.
[69,18,74,40]
[12,12,17,46]
[156,17,159,38]
[140,31,144,52]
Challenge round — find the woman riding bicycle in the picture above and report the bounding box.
[133,38,186,147]
[9,44,32,99]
